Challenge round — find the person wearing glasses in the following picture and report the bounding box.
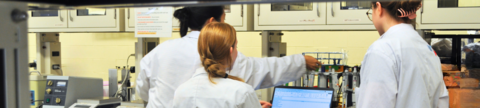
[357,1,448,108]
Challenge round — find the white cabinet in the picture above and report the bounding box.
[326,2,373,25]
[68,9,117,28]
[226,4,253,31]
[125,5,252,32]
[257,3,326,26]
[254,2,374,30]
[417,0,480,29]
[28,10,68,28]
[29,8,124,32]
[125,8,135,31]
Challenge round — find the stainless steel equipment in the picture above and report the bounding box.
[43,76,103,108]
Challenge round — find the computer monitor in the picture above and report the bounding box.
[271,86,334,108]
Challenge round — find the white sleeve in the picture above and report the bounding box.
[230,52,307,90]
[438,84,449,108]
[136,59,151,102]
[356,52,397,108]
[237,89,262,108]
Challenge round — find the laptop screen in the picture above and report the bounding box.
[272,87,333,108]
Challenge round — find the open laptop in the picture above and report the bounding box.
[271,86,334,108]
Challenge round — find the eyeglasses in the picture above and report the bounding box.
[366,8,372,21]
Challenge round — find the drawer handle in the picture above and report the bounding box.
[331,3,334,17]
[241,4,244,17]
[69,10,73,21]
[59,10,63,21]
[317,3,320,17]
[114,9,116,19]
[257,4,260,16]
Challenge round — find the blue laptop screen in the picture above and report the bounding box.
[272,88,333,108]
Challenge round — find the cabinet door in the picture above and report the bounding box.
[225,4,244,27]
[68,8,117,28]
[422,0,480,24]
[326,1,373,25]
[28,10,68,28]
[127,8,135,29]
[258,2,326,26]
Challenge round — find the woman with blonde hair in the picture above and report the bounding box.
[173,22,261,108]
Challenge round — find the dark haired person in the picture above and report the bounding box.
[136,6,320,108]
[357,1,448,108]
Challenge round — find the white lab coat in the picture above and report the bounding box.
[355,23,449,108]
[136,31,307,108]
[172,68,262,108]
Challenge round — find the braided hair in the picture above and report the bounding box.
[197,22,244,84]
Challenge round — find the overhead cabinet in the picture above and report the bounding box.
[125,5,253,32]
[254,2,374,30]
[326,1,373,25]
[257,3,326,26]
[28,10,68,28]
[417,0,480,29]
[28,8,124,32]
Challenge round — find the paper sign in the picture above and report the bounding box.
[135,7,173,37]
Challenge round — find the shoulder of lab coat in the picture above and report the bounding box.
[230,52,307,90]
[356,44,398,108]
[172,68,261,108]
[237,87,262,108]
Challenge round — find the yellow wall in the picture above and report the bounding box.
[459,0,480,7]
[28,31,380,81]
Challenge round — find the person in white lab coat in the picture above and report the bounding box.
[173,22,261,108]
[356,1,449,108]
[136,6,321,108]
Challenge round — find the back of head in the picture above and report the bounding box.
[197,22,243,84]
[373,1,422,23]
[173,6,224,37]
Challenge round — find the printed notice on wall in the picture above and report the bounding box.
[135,7,173,37]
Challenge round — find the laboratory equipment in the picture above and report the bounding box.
[34,33,62,76]
[108,69,118,97]
[271,86,334,108]
[30,74,48,108]
[68,97,121,108]
[43,76,103,108]
[110,65,137,102]
[341,67,360,108]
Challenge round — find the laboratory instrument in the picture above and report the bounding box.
[111,66,136,101]
[341,66,359,108]
[30,74,48,108]
[68,97,121,108]
[43,76,103,108]
[33,33,63,76]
